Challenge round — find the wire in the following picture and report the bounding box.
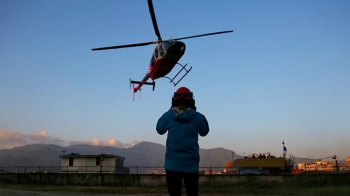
[287,154,336,161]
[336,157,350,168]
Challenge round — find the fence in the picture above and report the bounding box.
[1,171,349,187]
[0,166,226,175]
[1,165,349,175]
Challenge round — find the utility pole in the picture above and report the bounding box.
[100,153,103,174]
[282,140,287,172]
[282,140,286,158]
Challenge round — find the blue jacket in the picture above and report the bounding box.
[156,107,209,173]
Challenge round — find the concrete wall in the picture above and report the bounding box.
[60,157,128,173]
[0,173,349,186]
[62,157,115,171]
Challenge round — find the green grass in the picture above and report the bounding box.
[198,179,350,196]
[1,184,350,196]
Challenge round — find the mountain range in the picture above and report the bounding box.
[0,141,327,170]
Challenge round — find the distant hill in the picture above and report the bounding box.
[0,144,65,167]
[64,142,167,166]
[0,141,243,169]
[2,142,337,173]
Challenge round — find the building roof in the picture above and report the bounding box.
[59,154,125,159]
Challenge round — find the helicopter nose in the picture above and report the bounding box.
[168,42,186,54]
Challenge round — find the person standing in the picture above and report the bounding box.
[156,87,210,196]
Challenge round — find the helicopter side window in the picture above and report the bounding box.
[158,44,165,57]
[149,45,164,65]
[154,47,159,58]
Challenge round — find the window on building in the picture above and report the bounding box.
[69,158,73,166]
[96,157,101,166]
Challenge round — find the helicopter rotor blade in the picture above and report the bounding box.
[92,41,158,51]
[173,30,233,41]
[148,0,162,41]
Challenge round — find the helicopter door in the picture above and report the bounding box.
[149,49,157,73]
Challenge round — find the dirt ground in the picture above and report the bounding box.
[0,188,235,196]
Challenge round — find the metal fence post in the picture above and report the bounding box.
[17,166,20,184]
[66,165,69,184]
[39,166,42,183]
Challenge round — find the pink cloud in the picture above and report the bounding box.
[70,138,143,148]
[0,130,67,149]
[0,130,143,149]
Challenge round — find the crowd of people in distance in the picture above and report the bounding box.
[244,153,277,159]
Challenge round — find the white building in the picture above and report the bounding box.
[297,160,335,172]
[59,153,129,174]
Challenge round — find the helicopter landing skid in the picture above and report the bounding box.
[130,79,156,101]
[130,79,156,91]
[164,63,192,87]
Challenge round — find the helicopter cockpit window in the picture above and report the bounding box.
[162,41,171,51]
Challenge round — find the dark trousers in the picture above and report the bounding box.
[165,169,199,196]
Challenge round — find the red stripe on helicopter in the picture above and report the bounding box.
[150,58,177,80]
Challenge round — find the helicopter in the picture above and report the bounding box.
[92,0,233,95]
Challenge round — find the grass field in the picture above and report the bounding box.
[1,173,349,195]
[1,184,349,196]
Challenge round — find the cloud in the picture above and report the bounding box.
[70,138,143,148]
[0,130,67,149]
[0,130,143,150]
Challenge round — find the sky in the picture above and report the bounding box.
[1,0,349,160]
